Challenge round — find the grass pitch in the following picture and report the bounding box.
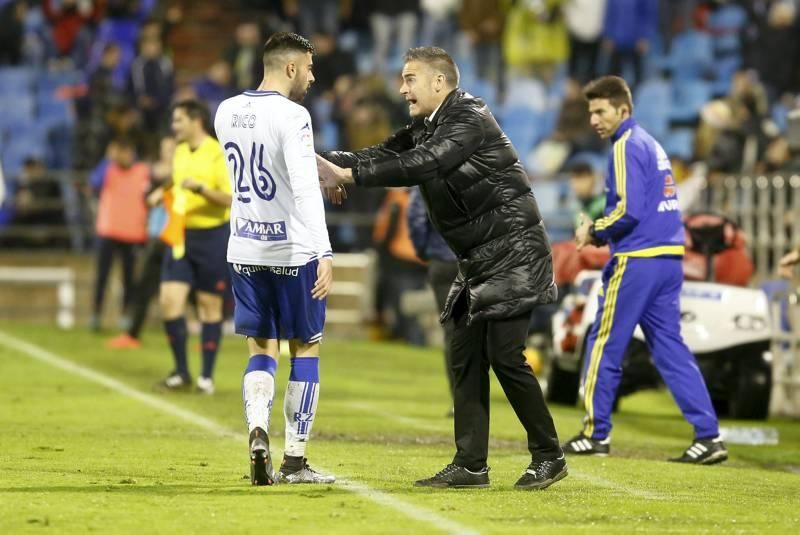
[1,323,799,534]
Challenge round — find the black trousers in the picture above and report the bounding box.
[127,238,166,338]
[94,237,137,317]
[449,293,561,470]
[568,35,600,85]
[428,260,459,399]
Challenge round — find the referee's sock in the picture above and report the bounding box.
[200,321,222,379]
[164,317,189,377]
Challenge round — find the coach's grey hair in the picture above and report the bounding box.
[403,47,460,87]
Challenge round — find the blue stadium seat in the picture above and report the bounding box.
[503,77,547,111]
[0,67,35,95]
[532,180,574,242]
[0,95,35,128]
[669,80,712,123]
[498,106,543,156]
[465,78,498,111]
[708,4,748,32]
[1,134,47,178]
[634,78,671,140]
[669,31,714,80]
[711,56,741,96]
[663,128,695,160]
[37,90,76,129]
[36,69,84,93]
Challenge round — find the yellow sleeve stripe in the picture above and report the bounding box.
[616,245,685,257]
[594,130,632,231]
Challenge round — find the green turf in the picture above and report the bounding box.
[1,324,799,534]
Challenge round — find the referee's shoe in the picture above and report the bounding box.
[562,433,611,456]
[669,437,728,465]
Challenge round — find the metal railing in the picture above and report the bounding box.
[702,174,800,280]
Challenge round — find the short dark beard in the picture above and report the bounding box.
[289,78,308,103]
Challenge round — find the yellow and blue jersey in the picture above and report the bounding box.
[593,117,685,257]
[172,136,231,230]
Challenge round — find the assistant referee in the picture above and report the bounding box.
[158,99,232,395]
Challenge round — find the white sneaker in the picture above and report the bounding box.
[196,376,215,395]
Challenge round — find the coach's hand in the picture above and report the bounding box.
[317,154,354,188]
[312,257,333,300]
[575,213,593,251]
[322,185,347,205]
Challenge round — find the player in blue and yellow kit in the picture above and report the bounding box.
[564,76,728,464]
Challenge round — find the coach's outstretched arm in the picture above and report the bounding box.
[318,102,485,189]
[320,122,421,168]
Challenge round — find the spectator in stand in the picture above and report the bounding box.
[369,0,419,74]
[76,42,126,168]
[503,0,569,84]
[551,78,606,153]
[309,31,356,98]
[564,0,607,85]
[42,0,99,66]
[459,0,507,85]
[192,61,233,120]
[372,188,427,346]
[283,0,342,37]
[3,158,67,248]
[90,137,150,332]
[129,35,174,142]
[420,0,459,54]
[569,161,605,225]
[0,0,26,65]
[601,0,658,89]
[742,0,800,103]
[224,21,263,92]
[106,135,175,349]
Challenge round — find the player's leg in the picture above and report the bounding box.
[193,224,230,393]
[195,290,224,393]
[119,241,136,320]
[275,259,334,484]
[563,257,649,454]
[639,258,726,465]
[91,237,115,330]
[157,249,193,389]
[230,264,281,485]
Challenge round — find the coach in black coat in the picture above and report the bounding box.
[318,47,566,490]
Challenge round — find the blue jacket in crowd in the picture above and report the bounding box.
[603,0,659,51]
[407,187,457,263]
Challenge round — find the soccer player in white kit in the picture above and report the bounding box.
[214,32,336,486]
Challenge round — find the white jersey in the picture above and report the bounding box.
[215,89,332,267]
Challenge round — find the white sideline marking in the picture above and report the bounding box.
[569,472,666,501]
[0,331,479,535]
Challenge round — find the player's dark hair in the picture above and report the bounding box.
[173,99,210,133]
[403,46,460,87]
[583,76,634,114]
[569,162,595,176]
[110,136,136,151]
[262,32,314,71]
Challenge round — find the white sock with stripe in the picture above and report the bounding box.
[283,357,320,458]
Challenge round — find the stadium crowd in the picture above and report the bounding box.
[1,0,800,342]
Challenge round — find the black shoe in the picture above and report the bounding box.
[154,371,191,392]
[669,437,728,465]
[414,464,489,488]
[249,427,275,486]
[514,455,568,490]
[562,433,610,456]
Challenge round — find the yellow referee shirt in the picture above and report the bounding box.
[172,136,231,229]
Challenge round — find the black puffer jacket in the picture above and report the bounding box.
[323,89,557,323]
